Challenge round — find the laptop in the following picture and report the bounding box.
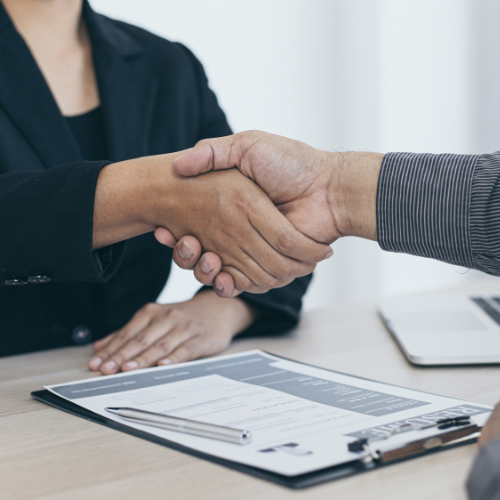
[378,292,500,365]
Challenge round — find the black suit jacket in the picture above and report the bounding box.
[0,1,311,356]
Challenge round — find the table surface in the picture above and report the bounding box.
[2,283,499,500]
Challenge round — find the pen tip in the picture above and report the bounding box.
[105,407,120,412]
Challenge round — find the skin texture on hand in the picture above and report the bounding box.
[173,131,339,244]
[94,152,331,295]
[479,401,500,448]
[89,290,256,374]
[160,131,383,297]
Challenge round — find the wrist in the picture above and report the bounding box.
[325,151,384,241]
[195,290,256,335]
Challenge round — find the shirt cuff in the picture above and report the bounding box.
[92,241,126,280]
[469,152,500,276]
[377,152,479,268]
[466,438,500,500]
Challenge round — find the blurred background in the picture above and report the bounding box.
[91,0,500,311]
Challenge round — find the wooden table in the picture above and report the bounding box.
[2,287,499,500]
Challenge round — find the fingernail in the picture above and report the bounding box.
[89,357,102,370]
[179,240,194,259]
[326,249,333,259]
[123,361,139,371]
[102,360,116,372]
[215,278,224,291]
[201,257,213,274]
[158,358,171,366]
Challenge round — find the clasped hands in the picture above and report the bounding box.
[158,130,381,297]
[90,131,382,374]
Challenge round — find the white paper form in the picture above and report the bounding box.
[46,350,492,476]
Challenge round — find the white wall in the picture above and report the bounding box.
[90,0,500,310]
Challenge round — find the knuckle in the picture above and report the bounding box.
[195,138,210,148]
[116,329,130,342]
[261,277,279,289]
[167,308,185,322]
[234,275,254,292]
[276,232,295,254]
[96,348,111,360]
[133,331,150,348]
[143,302,159,314]
[156,339,173,352]
[110,353,124,365]
[273,263,293,281]
[253,271,279,289]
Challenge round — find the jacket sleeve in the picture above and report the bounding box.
[0,160,125,287]
[180,43,312,335]
[467,438,500,500]
[377,151,500,275]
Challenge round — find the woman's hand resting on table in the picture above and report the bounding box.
[88,291,255,375]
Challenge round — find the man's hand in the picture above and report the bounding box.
[88,291,255,374]
[479,401,500,448]
[95,152,331,295]
[158,131,383,296]
[174,131,339,244]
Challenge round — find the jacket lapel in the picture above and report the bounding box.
[0,1,159,168]
[0,2,82,168]
[84,2,159,162]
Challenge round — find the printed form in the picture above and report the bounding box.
[46,351,491,476]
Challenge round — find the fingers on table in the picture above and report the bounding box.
[89,306,154,373]
[124,321,198,371]
[92,333,114,352]
[99,307,180,374]
[88,305,219,374]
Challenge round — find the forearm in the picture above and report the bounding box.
[0,161,125,286]
[327,149,500,276]
[93,152,182,250]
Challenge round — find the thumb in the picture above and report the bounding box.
[172,134,242,177]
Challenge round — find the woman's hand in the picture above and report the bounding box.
[95,154,331,296]
[88,291,256,375]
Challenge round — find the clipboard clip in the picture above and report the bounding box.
[347,416,480,463]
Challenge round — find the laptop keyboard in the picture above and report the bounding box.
[471,297,500,325]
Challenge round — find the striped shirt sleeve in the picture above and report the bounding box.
[466,439,500,500]
[377,151,500,276]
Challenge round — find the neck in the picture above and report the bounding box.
[2,0,84,52]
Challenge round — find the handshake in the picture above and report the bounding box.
[94,130,384,297]
[155,131,384,297]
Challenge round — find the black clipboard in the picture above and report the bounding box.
[30,386,480,490]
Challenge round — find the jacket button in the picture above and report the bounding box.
[72,325,93,345]
[5,279,28,285]
[28,275,51,283]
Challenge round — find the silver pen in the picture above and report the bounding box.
[105,407,252,446]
